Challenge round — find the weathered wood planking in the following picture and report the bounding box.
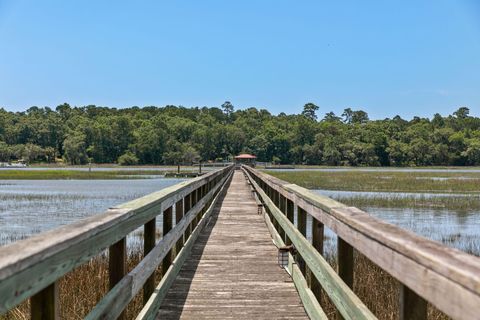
[245,169,376,320]
[0,166,232,314]
[85,172,232,320]
[155,171,309,320]
[245,166,480,320]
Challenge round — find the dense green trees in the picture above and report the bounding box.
[0,102,479,166]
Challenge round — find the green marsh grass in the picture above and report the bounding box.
[266,170,480,193]
[337,194,480,211]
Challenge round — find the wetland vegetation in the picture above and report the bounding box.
[269,169,480,257]
[266,169,480,193]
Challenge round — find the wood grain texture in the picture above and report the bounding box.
[30,282,58,320]
[137,172,233,320]
[144,218,157,304]
[261,191,328,320]
[244,166,480,320]
[0,166,232,314]
[85,173,232,320]
[156,171,309,320]
[245,169,377,320]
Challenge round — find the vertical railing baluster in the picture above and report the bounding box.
[109,237,126,320]
[31,282,58,320]
[278,194,286,241]
[311,217,324,303]
[400,284,427,320]
[337,237,353,320]
[175,198,184,255]
[143,217,156,304]
[162,206,173,275]
[297,207,307,275]
[184,193,192,239]
[286,199,294,245]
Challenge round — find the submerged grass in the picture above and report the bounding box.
[266,170,480,193]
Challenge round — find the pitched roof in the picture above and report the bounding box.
[234,153,257,159]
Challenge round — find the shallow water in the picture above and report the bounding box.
[318,189,476,199]
[310,189,480,256]
[266,167,480,173]
[0,178,186,246]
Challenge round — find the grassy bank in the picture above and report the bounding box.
[0,169,185,180]
[1,248,448,320]
[266,170,480,193]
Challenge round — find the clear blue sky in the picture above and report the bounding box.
[1,1,479,119]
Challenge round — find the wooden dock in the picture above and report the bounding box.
[157,171,308,319]
[1,164,480,320]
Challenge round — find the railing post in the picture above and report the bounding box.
[297,207,307,275]
[162,206,173,275]
[109,237,126,320]
[143,217,156,304]
[286,199,294,245]
[272,190,280,232]
[31,282,59,320]
[400,284,427,320]
[311,217,324,302]
[278,194,286,241]
[184,193,192,239]
[175,198,184,255]
[337,237,353,320]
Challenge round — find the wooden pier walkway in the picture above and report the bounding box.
[157,171,308,319]
[1,164,480,320]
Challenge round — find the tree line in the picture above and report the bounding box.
[0,102,479,166]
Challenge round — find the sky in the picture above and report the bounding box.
[0,1,479,119]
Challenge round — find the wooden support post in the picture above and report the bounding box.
[109,237,126,320]
[31,282,59,320]
[143,218,156,304]
[278,194,286,242]
[400,284,427,320]
[286,199,294,245]
[297,207,307,275]
[175,198,184,255]
[162,206,173,276]
[184,193,192,239]
[337,237,353,320]
[311,217,324,303]
[272,190,280,232]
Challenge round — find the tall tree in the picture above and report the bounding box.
[301,103,319,121]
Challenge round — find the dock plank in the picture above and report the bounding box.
[157,171,308,319]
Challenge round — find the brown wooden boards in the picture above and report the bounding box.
[155,171,309,320]
[244,166,480,320]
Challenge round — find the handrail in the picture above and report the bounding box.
[0,165,234,318]
[243,165,480,320]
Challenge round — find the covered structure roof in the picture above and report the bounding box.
[234,153,257,159]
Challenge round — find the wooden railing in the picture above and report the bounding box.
[243,166,480,320]
[0,165,234,319]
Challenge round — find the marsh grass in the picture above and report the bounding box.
[1,246,159,320]
[0,170,192,180]
[1,247,451,320]
[337,194,480,210]
[315,252,450,320]
[266,170,480,193]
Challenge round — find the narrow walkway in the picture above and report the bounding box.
[157,171,308,319]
